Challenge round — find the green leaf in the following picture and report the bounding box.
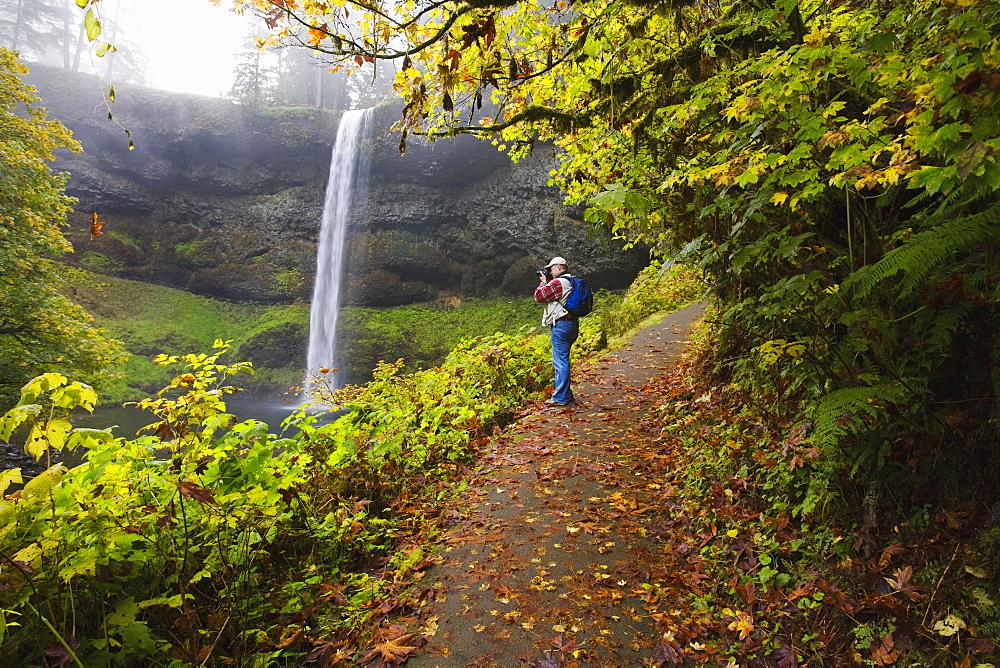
[0,404,41,442]
[864,31,898,53]
[84,8,101,41]
[42,419,72,454]
[138,594,184,609]
[59,546,99,580]
[0,500,15,526]
[52,382,98,411]
[19,373,67,405]
[66,428,115,451]
[955,140,987,181]
[106,597,140,628]
[21,465,65,500]
[25,424,48,460]
[118,621,155,652]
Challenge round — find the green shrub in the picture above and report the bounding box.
[0,327,549,664]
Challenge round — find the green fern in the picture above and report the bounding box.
[845,206,1000,300]
[981,619,1000,641]
[810,382,914,452]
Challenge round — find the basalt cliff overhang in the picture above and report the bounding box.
[27,64,648,305]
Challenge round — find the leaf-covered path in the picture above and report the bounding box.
[408,302,706,666]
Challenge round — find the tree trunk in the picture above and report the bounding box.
[12,0,25,51]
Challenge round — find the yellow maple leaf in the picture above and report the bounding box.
[728,610,755,640]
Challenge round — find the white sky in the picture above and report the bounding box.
[123,0,261,97]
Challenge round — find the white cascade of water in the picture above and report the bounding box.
[304,108,373,397]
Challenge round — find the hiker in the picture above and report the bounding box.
[534,256,578,406]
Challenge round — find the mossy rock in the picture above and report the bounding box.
[501,256,544,296]
[187,264,282,302]
[344,268,434,306]
[352,230,461,283]
[236,321,308,368]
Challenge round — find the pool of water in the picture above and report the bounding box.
[70,395,308,439]
[1,394,338,478]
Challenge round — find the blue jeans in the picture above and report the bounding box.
[550,320,579,403]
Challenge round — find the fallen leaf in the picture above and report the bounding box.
[358,631,418,664]
[932,614,966,637]
[870,632,901,665]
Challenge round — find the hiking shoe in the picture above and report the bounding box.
[544,398,572,406]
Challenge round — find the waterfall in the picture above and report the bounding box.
[304,108,373,398]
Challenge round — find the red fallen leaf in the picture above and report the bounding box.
[884,564,912,591]
[12,559,35,575]
[771,642,798,668]
[733,581,757,604]
[551,635,582,653]
[176,480,217,506]
[290,604,315,624]
[681,570,710,588]
[870,631,901,665]
[353,498,373,512]
[878,543,906,570]
[885,565,926,601]
[264,6,283,28]
[943,509,968,529]
[494,584,523,601]
[860,592,907,616]
[817,578,855,614]
[304,641,351,666]
[520,651,563,668]
[375,598,400,614]
[152,421,175,440]
[953,70,982,94]
[653,639,685,665]
[318,581,346,605]
[785,581,814,602]
[966,637,996,654]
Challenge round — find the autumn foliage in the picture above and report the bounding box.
[0,49,126,408]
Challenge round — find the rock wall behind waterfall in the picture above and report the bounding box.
[28,65,648,306]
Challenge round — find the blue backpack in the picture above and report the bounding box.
[562,275,594,317]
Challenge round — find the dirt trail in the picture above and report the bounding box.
[408,302,706,666]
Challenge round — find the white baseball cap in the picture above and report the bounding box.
[545,256,568,268]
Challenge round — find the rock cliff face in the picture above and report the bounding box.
[29,65,647,306]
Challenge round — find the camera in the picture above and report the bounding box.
[537,268,552,281]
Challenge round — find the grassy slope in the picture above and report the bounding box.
[60,267,540,403]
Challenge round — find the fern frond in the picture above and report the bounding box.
[845,207,1000,300]
[810,382,914,451]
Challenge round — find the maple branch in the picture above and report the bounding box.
[591,0,778,123]
[254,0,476,61]
[419,105,588,138]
